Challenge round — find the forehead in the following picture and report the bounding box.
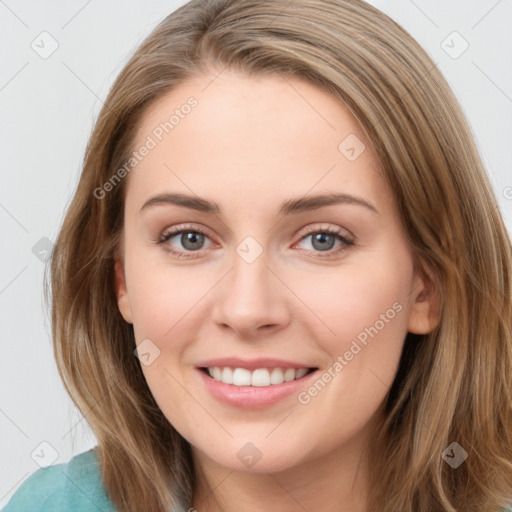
[126,70,392,217]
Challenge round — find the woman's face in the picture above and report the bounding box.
[115,69,438,475]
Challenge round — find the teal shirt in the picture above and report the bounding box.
[3,448,512,511]
[2,448,116,511]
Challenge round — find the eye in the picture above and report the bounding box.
[293,226,355,257]
[158,224,214,258]
[157,223,355,259]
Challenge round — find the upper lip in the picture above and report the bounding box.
[195,357,318,371]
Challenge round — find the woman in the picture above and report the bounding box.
[4,0,512,511]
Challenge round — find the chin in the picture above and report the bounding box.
[196,439,308,474]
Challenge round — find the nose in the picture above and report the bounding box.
[211,249,291,339]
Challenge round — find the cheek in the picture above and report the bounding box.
[128,265,208,431]
[301,253,412,367]
[127,262,219,362]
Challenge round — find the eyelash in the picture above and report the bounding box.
[157,223,355,259]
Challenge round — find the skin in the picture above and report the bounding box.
[114,69,440,512]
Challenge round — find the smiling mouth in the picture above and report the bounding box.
[199,366,318,387]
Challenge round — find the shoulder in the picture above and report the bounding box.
[2,447,117,512]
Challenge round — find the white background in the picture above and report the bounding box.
[1,0,511,505]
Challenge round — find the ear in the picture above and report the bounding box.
[407,267,441,335]
[114,258,133,324]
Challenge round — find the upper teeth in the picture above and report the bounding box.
[207,367,310,386]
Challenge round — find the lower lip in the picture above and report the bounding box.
[196,368,318,409]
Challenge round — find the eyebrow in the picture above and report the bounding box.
[140,192,378,216]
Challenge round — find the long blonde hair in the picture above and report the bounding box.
[47,0,512,510]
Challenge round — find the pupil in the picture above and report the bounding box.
[182,232,203,250]
[312,233,335,251]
